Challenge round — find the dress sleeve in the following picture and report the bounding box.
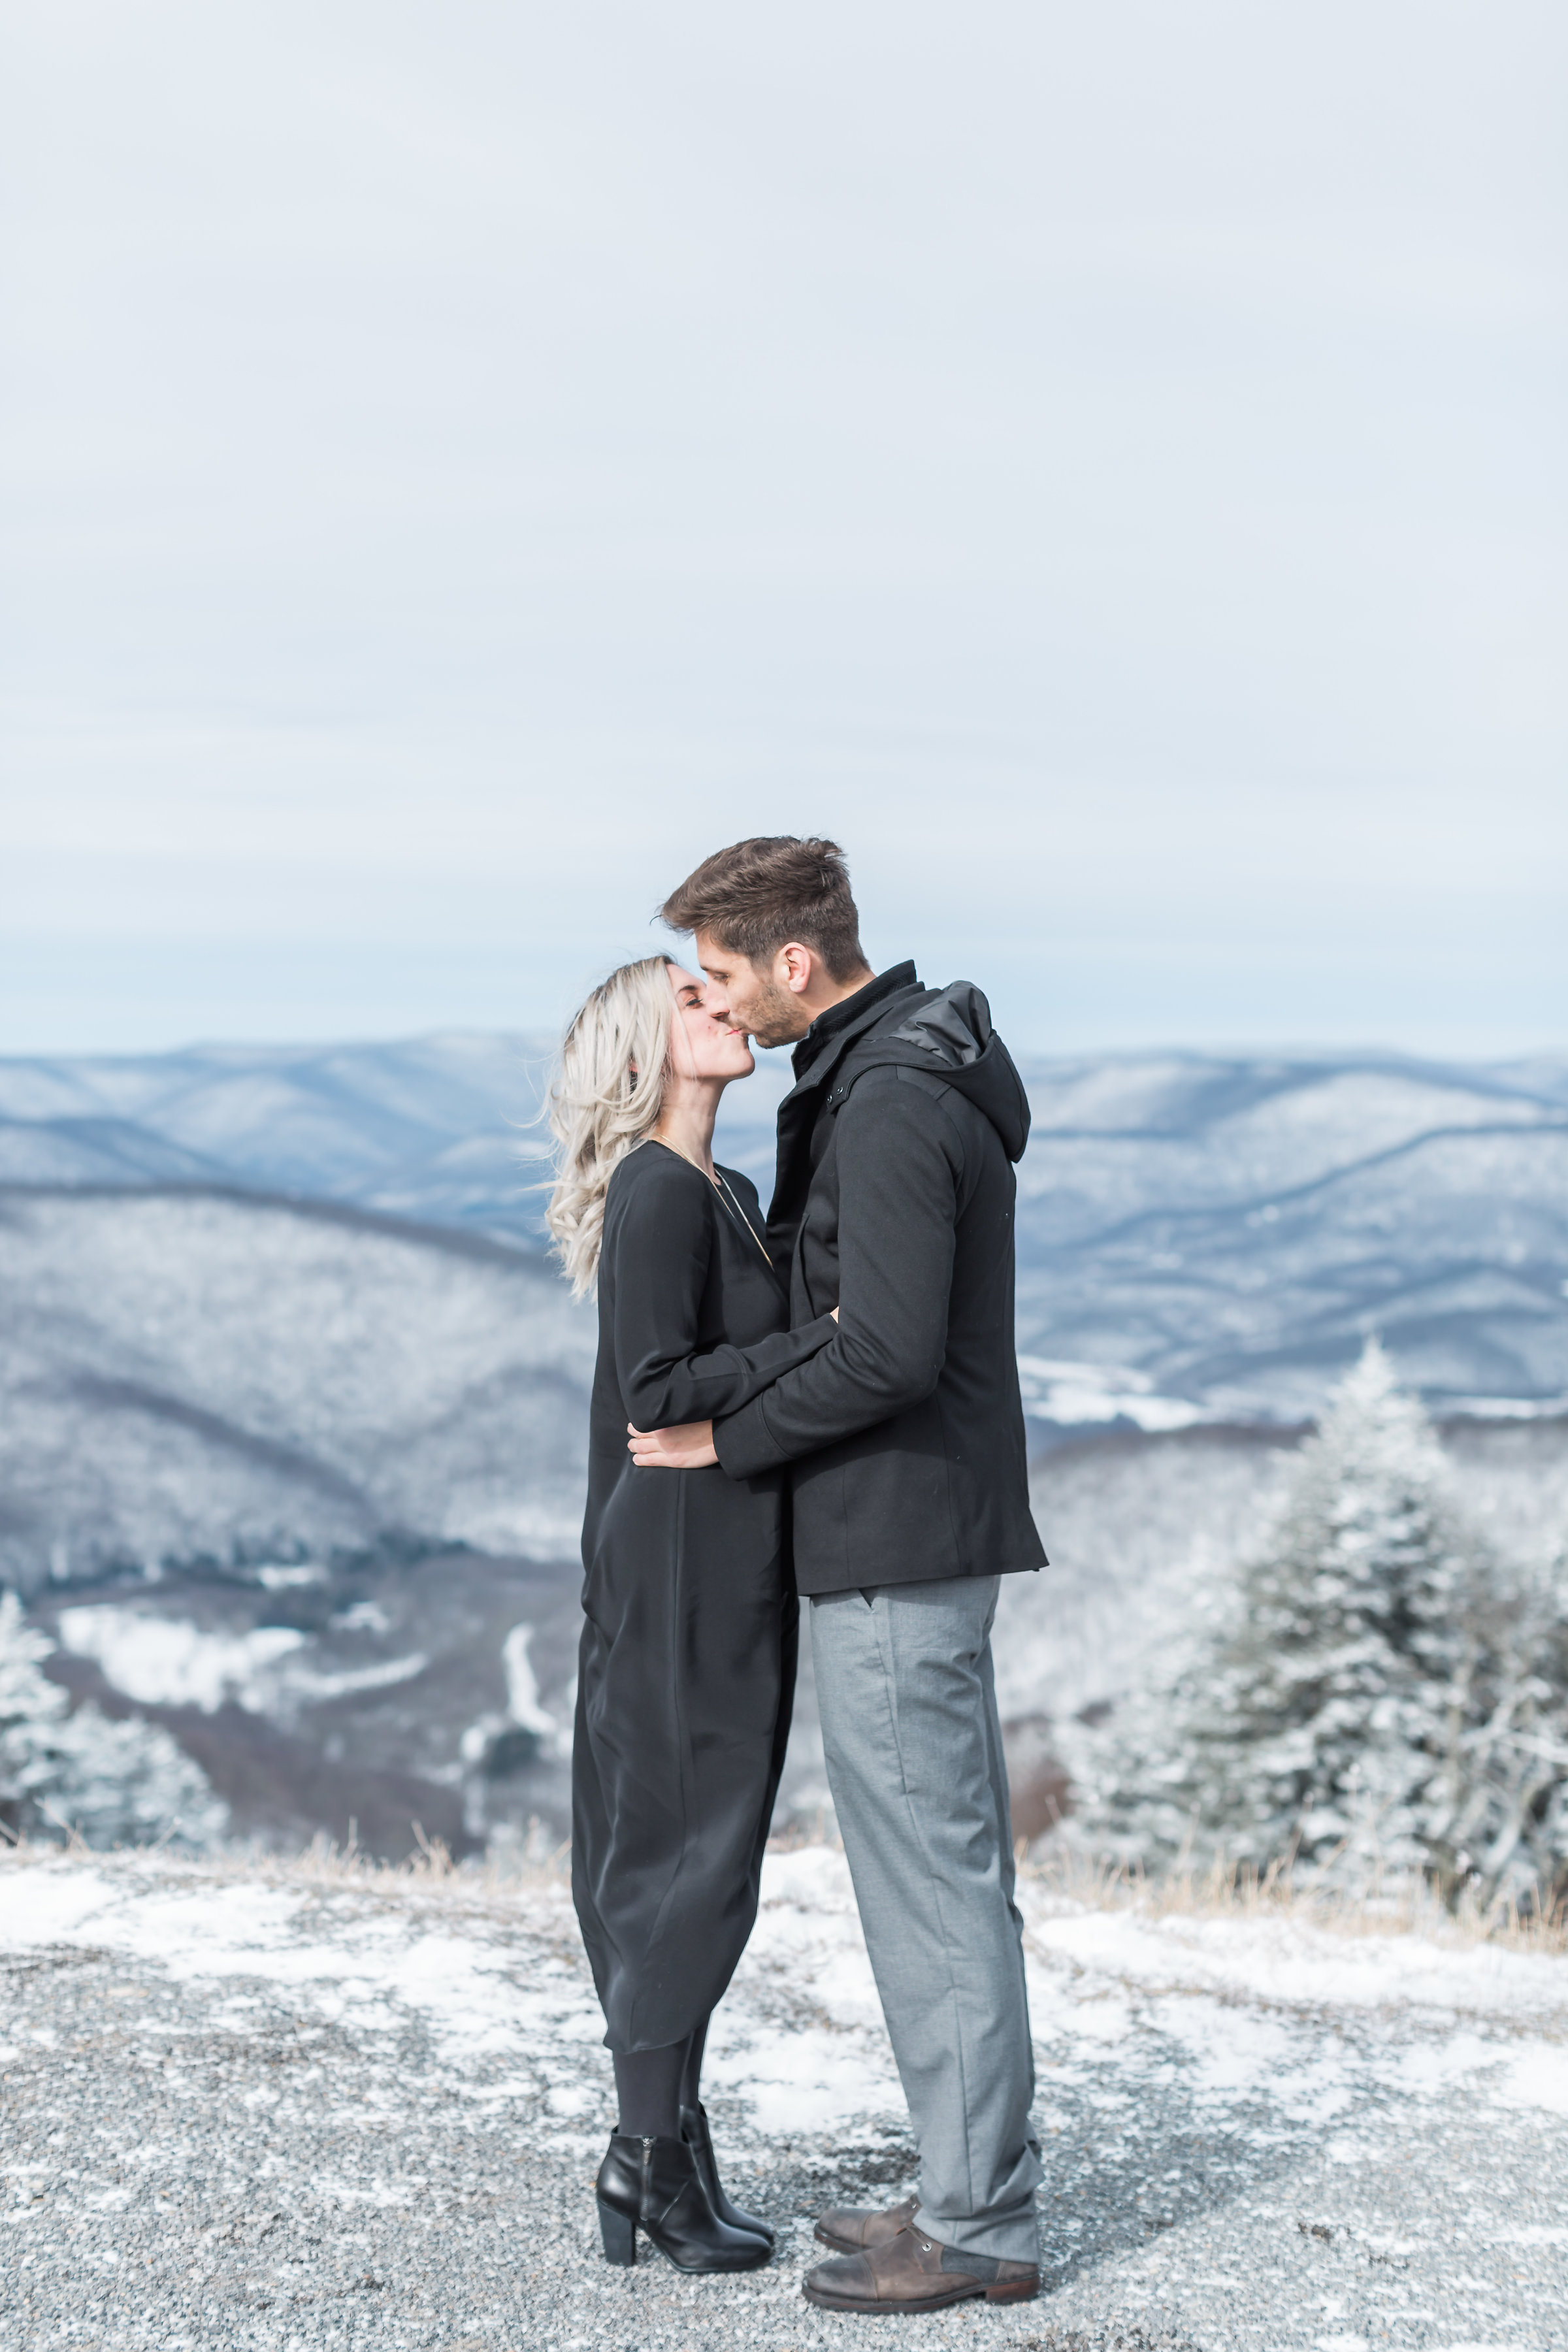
[608,1157,837,1431]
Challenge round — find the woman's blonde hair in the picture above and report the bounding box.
[546,955,675,1298]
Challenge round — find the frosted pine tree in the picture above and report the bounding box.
[1070,1341,1568,1904]
[1443,1542,1568,1904]
[0,1591,227,1848]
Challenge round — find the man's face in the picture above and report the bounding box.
[693,933,814,1051]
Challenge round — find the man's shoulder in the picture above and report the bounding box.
[862,983,943,1039]
[836,1059,977,1140]
[840,1056,953,1102]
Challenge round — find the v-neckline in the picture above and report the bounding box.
[647,1139,773,1269]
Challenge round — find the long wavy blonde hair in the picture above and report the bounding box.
[546,955,676,1298]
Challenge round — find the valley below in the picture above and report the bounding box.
[3,1032,1567,1859]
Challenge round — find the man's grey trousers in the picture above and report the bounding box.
[809,1575,1043,2264]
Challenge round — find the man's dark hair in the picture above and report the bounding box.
[659,836,866,981]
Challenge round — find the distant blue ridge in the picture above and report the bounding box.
[1,1033,1565,1422]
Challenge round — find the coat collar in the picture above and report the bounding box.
[787,961,920,1094]
[762,963,924,1247]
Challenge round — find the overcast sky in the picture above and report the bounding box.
[2,1,1563,1058]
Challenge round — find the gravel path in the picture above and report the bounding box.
[2,1850,1565,2351]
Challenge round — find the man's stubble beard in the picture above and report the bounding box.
[742,976,813,1053]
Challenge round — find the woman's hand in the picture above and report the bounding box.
[627,1419,719,1469]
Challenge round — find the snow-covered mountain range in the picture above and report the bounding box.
[5,1030,1565,1590]
[4,1030,1566,1426]
[0,1184,593,1588]
[5,1030,1565,1855]
[1009,1054,1568,1424]
[0,1033,557,1220]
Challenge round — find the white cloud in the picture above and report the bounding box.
[1,1,1562,1052]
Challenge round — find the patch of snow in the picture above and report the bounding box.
[284,1654,430,1701]
[1494,2045,1568,2117]
[5,1845,1568,2176]
[1017,1356,1206,1431]
[55,1604,427,1714]
[330,1600,391,1634]
[1018,1896,1568,2023]
[1446,1394,1568,1420]
[501,1624,562,1746]
[0,1869,117,1946]
[57,1609,305,1710]
[308,2178,415,2208]
[459,1625,572,1810]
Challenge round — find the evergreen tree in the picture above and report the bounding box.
[1442,1542,1568,1903]
[0,1592,227,1848]
[1070,1342,1568,1905]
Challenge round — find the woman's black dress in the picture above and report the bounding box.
[572,1140,835,2054]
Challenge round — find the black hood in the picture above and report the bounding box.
[827,980,1032,1164]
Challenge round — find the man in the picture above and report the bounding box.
[629,836,1047,2315]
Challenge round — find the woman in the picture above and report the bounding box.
[547,956,836,2273]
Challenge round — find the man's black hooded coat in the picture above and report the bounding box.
[712,962,1047,1595]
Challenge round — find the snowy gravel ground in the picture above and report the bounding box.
[3,1846,1566,2352]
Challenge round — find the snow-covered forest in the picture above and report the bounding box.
[0,1590,227,1850]
[2,1039,1565,1898]
[6,1340,1564,1916]
[1065,1345,1568,1909]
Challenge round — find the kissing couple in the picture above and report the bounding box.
[544,835,1046,2316]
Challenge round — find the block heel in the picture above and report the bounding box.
[598,2197,636,2264]
[593,2132,770,2272]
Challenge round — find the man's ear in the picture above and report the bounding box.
[776,942,815,997]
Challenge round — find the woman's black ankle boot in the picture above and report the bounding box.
[679,2102,776,2246]
[595,2133,770,2271]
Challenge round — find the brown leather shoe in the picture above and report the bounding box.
[802,2223,1040,2312]
[814,2192,919,2253]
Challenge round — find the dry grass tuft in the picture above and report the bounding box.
[1018,1842,1568,1954]
[0,1818,574,1910]
[6,1820,1564,1955]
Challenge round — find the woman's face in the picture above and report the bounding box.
[667,964,755,1085]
